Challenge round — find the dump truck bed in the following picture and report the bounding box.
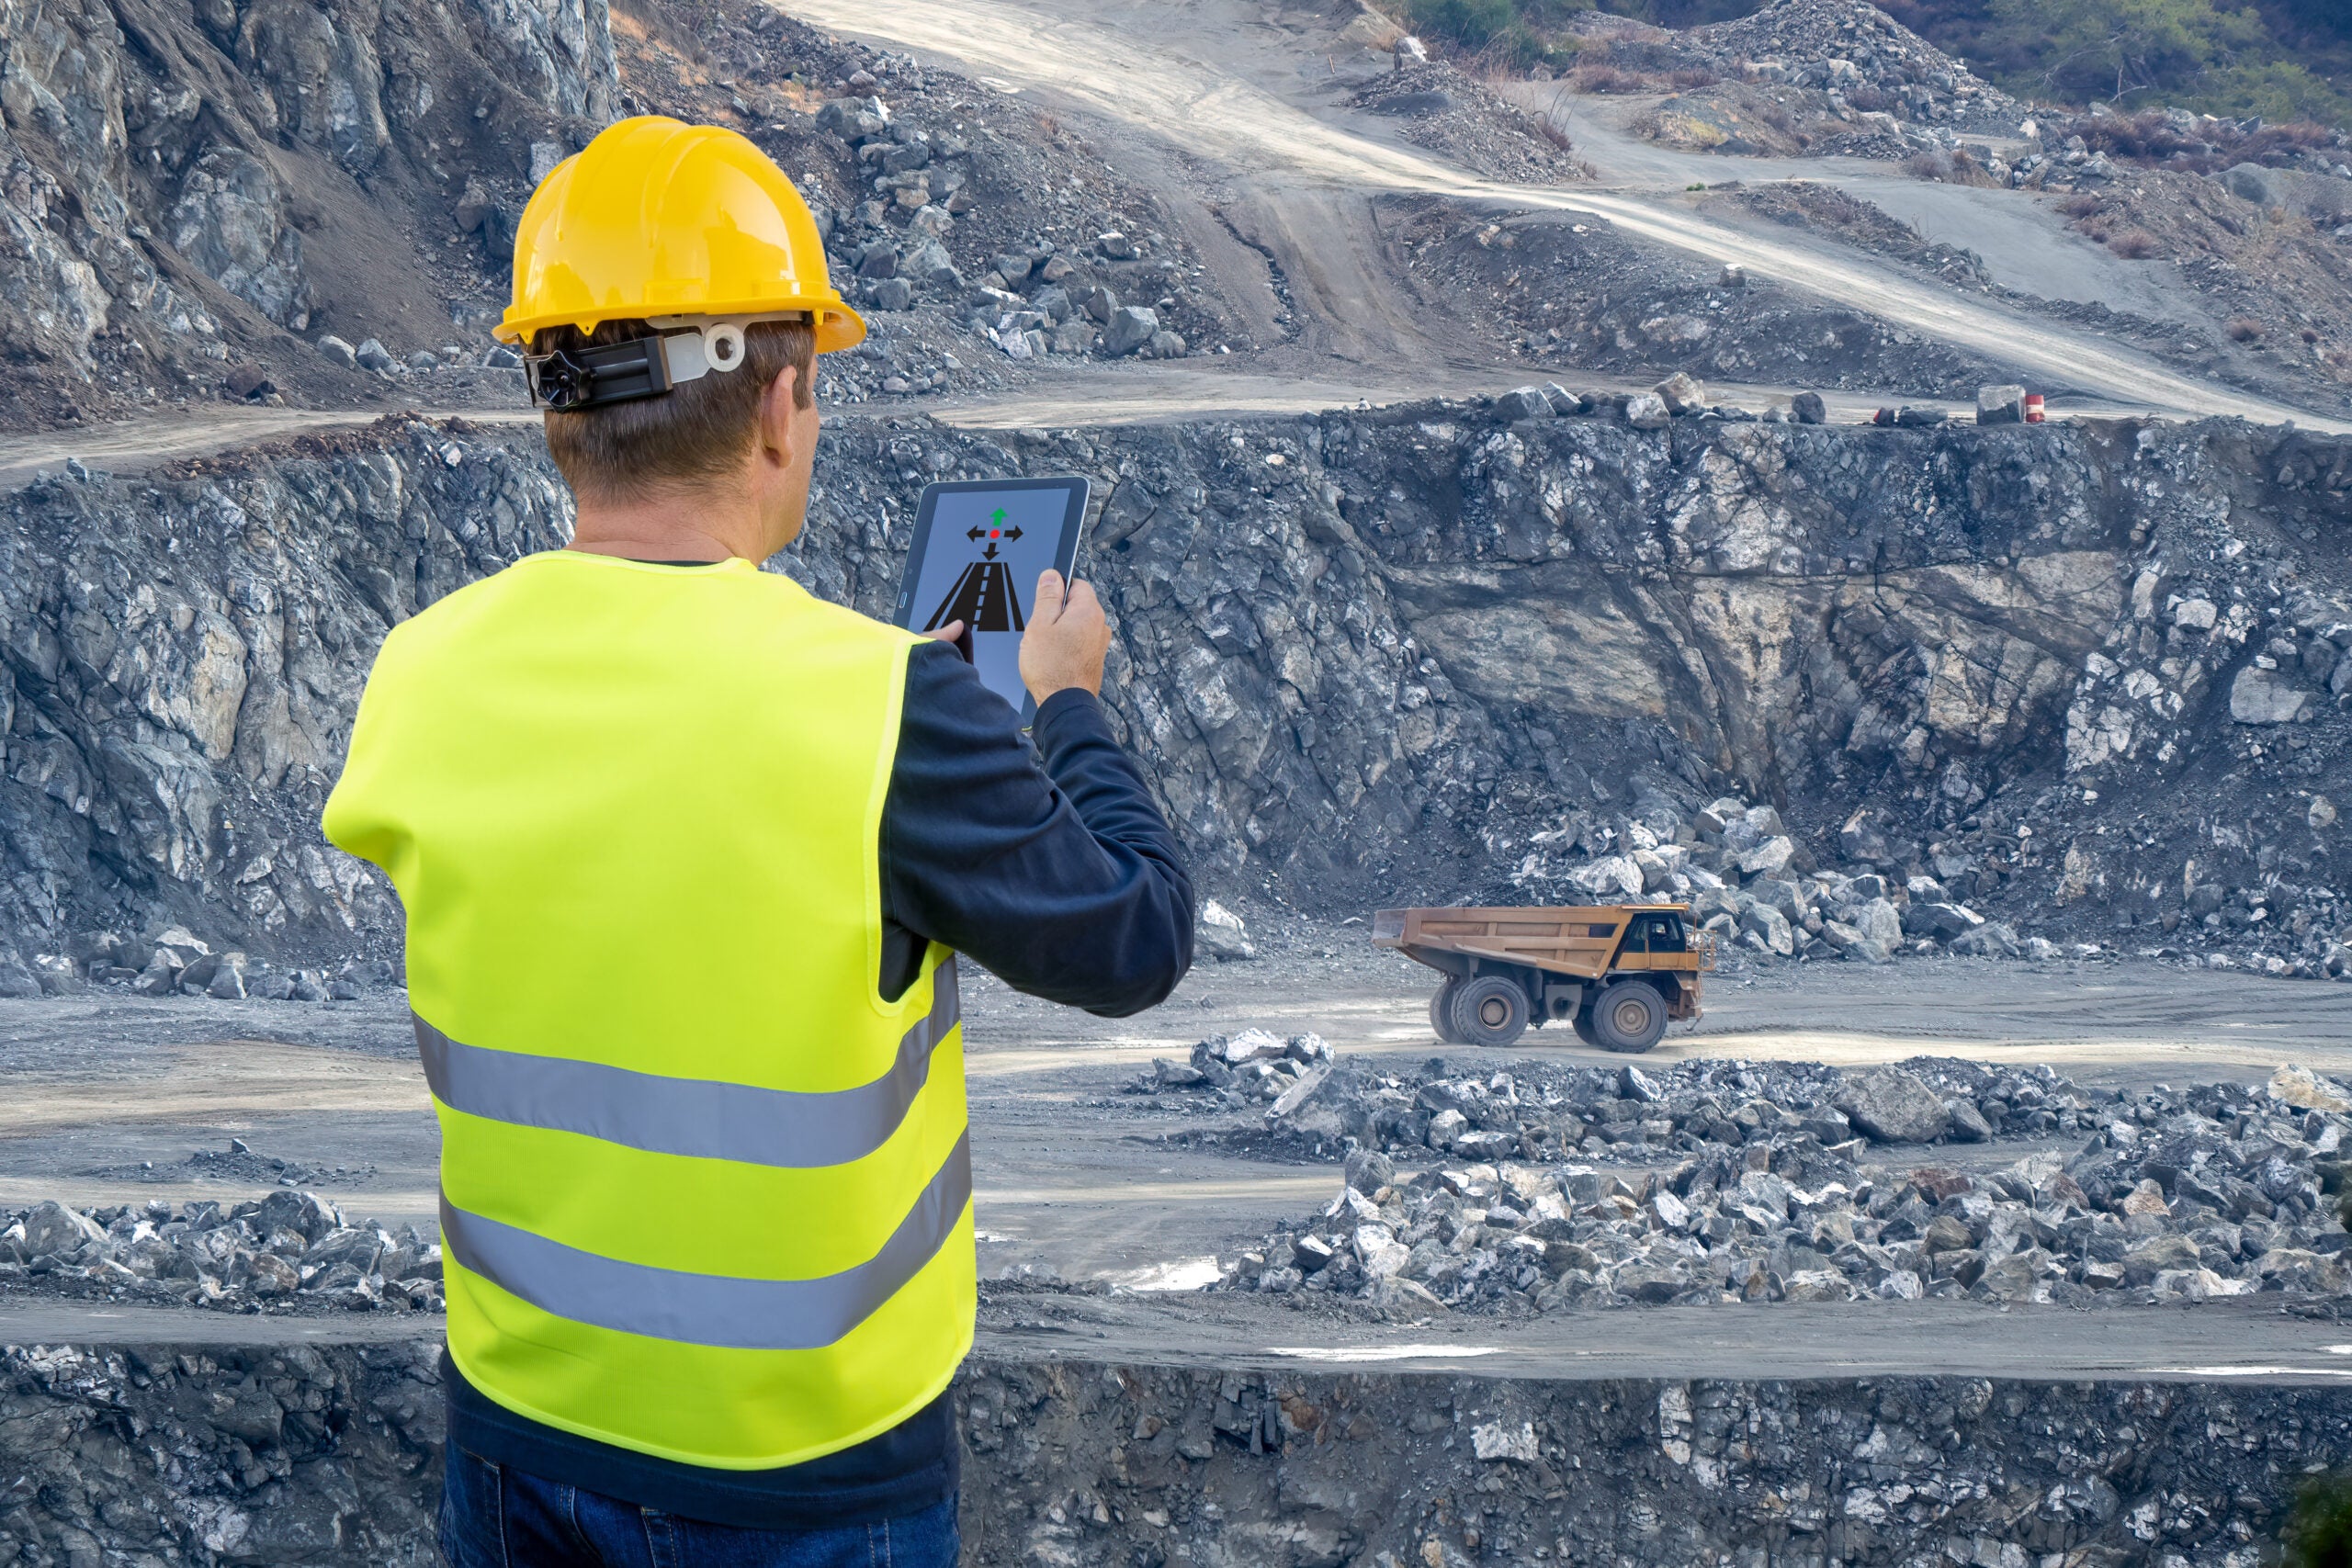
[1372,905,1697,980]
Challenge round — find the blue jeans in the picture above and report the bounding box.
[438,1446,960,1568]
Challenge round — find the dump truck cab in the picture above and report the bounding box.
[1371,904,1714,1053]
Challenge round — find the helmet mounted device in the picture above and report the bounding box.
[522,313,810,412]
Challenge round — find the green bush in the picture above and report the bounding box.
[2283,1472,2352,1568]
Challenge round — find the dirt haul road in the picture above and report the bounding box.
[782,0,2350,433]
[6,945,2351,1323]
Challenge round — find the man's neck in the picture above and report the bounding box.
[569,487,768,564]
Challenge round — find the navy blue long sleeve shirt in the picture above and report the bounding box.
[447,633,1194,1528]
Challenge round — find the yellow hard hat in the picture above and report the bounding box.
[496,116,865,354]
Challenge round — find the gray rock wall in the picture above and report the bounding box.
[2,406,2345,966]
[0,0,616,423]
[1,1336,2341,1567]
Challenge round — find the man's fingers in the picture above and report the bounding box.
[1063,579,1103,621]
[1033,570,1066,625]
[923,620,966,644]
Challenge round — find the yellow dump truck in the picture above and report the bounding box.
[1371,905,1713,1052]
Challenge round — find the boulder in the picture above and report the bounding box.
[1791,391,1827,424]
[1198,900,1256,962]
[1833,1066,1951,1144]
[1855,897,1904,950]
[1950,920,2018,958]
[1102,306,1159,357]
[23,1201,105,1258]
[1495,386,1554,423]
[1623,392,1669,431]
[2231,666,2316,724]
[1652,372,1706,416]
[1737,903,1793,956]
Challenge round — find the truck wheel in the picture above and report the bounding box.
[1430,980,1467,1044]
[1571,1009,1600,1047]
[1450,975,1529,1049]
[1590,979,1667,1054]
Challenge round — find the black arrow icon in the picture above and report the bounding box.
[967,525,986,541]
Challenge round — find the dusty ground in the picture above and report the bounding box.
[6,925,2351,1376]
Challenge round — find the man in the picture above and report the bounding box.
[323,117,1193,1567]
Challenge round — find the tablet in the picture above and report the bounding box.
[892,477,1091,723]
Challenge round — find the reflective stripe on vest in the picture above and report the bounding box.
[439,1130,972,1350]
[413,962,959,1169]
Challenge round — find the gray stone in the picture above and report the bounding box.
[2231,666,2316,724]
[1792,391,1827,423]
[1080,284,1118,323]
[317,334,358,368]
[1834,1066,1951,1143]
[169,148,312,330]
[23,1200,104,1258]
[865,277,914,310]
[1947,1099,1994,1141]
[1951,920,2019,958]
[1623,391,1669,430]
[1495,387,1553,423]
[1148,329,1187,358]
[354,337,396,371]
[1198,900,1256,962]
[1652,372,1706,415]
[1102,305,1159,356]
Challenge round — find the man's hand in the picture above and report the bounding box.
[1019,570,1110,703]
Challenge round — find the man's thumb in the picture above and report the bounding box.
[1033,569,1066,621]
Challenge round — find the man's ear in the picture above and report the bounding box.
[758,365,802,468]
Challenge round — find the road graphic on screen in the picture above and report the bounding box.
[923,509,1028,634]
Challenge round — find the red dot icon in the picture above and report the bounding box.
[989,529,1001,537]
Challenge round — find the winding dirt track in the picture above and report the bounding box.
[782,0,2350,432]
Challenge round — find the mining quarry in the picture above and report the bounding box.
[5,0,2352,1561]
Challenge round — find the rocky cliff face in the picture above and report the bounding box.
[2,402,2344,977]
[4,1335,2346,1568]
[0,0,615,426]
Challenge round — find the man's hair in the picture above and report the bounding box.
[535,317,816,502]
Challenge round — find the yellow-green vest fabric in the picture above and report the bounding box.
[322,552,973,1469]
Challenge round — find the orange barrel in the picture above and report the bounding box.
[2024,393,2045,423]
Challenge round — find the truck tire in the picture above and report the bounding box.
[1450,975,1529,1049]
[1571,1008,1600,1047]
[1590,979,1667,1054]
[1430,980,1467,1044]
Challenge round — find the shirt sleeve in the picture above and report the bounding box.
[879,641,1194,1017]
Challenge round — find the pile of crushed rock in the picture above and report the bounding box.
[0,1190,442,1314]
[1206,1062,2352,1313]
[1137,1048,2108,1163]
[1668,0,2025,137]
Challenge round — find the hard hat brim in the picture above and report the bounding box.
[496,299,866,355]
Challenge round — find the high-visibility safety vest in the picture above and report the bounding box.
[322,551,972,1469]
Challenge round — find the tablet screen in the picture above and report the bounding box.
[893,477,1091,723]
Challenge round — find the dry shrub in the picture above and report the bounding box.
[1570,64,1646,94]
[2227,316,2267,343]
[1903,151,1945,180]
[1668,68,1720,88]
[1847,86,1890,114]
[1534,110,1575,152]
[2057,193,2105,219]
[2057,110,2338,175]
[2109,229,2160,259]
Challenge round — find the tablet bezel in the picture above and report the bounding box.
[893,476,1091,725]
